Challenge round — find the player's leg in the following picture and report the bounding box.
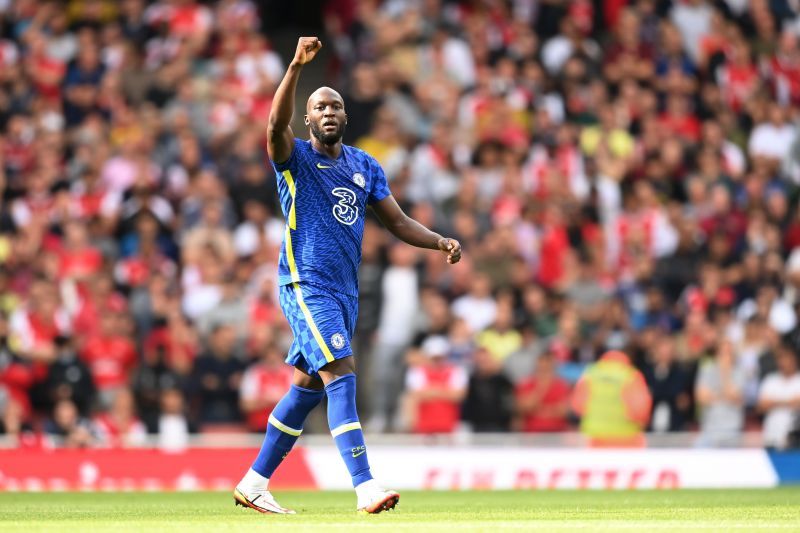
[286,282,398,512]
[235,285,326,514]
[235,366,324,514]
[243,368,324,481]
[319,356,399,514]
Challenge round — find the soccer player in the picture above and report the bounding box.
[233,37,462,514]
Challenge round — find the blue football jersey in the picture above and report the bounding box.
[271,138,391,297]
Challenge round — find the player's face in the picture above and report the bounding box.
[306,92,347,145]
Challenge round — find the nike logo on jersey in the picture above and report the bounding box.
[316,162,332,169]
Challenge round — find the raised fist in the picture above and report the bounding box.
[293,37,322,65]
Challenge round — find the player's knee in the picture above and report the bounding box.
[319,356,356,383]
[292,366,325,390]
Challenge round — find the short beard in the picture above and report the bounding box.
[310,122,345,145]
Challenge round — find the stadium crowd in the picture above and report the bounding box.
[2,0,800,450]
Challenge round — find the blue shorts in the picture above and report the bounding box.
[278,282,358,375]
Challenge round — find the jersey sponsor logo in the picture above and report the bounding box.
[331,333,346,350]
[351,445,366,458]
[331,187,359,225]
[352,172,365,188]
[316,162,333,169]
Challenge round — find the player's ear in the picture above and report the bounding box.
[304,114,310,126]
[344,113,348,125]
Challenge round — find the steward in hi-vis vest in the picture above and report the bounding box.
[571,351,652,447]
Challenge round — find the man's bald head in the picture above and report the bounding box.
[306,86,344,114]
[305,86,347,146]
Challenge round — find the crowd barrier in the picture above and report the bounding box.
[1,445,797,491]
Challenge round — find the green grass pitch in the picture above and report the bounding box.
[1,489,799,532]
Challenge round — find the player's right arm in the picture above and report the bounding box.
[267,36,322,164]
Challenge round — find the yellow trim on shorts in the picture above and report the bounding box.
[292,282,335,363]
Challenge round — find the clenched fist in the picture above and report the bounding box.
[292,37,322,66]
[437,238,462,265]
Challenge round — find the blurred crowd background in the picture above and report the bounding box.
[2,0,800,450]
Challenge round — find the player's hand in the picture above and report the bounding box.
[437,238,461,265]
[293,37,322,66]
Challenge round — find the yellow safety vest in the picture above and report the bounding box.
[580,359,641,439]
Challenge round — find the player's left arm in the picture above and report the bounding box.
[371,195,462,264]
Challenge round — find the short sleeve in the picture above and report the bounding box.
[240,368,258,400]
[368,158,391,205]
[696,363,714,390]
[757,375,778,402]
[449,366,469,390]
[271,138,302,172]
[405,366,426,391]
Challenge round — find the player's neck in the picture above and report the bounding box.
[310,138,343,159]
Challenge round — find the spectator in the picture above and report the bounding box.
[0,313,39,428]
[132,333,187,433]
[44,335,95,416]
[407,122,461,205]
[0,385,20,438]
[44,399,94,448]
[758,343,800,449]
[195,273,248,339]
[515,353,571,432]
[642,335,692,432]
[368,243,419,432]
[80,308,137,407]
[476,299,521,363]
[92,388,147,447]
[541,16,600,75]
[8,278,69,364]
[355,106,409,180]
[232,199,283,259]
[63,39,106,127]
[765,31,800,108]
[158,387,191,451]
[58,219,103,281]
[520,285,558,338]
[748,103,797,163]
[572,350,652,447]
[461,347,514,432]
[191,324,244,425]
[695,340,746,447]
[239,339,293,433]
[670,0,713,63]
[604,9,655,84]
[402,336,467,434]
[451,272,496,334]
[141,300,198,377]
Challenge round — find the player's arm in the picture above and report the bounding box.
[371,195,462,264]
[267,36,322,163]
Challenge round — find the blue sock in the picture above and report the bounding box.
[325,373,373,487]
[251,384,324,478]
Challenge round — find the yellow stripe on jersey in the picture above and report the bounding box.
[283,170,297,230]
[282,169,334,364]
[282,169,301,284]
[330,421,362,438]
[292,282,335,363]
[268,414,302,436]
[284,227,301,284]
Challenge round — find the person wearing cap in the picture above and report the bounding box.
[401,335,468,434]
[571,350,652,447]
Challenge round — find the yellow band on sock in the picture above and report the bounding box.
[330,421,362,438]
[269,414,302,437]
